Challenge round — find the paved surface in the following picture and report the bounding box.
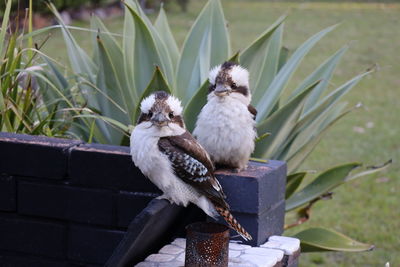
[135,235,300,267]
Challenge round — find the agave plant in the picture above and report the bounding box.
[34,0,391,252]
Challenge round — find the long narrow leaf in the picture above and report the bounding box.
[293,227,374,252]
[289,46,348,112]
[124,3,169,96]
[345,159,392,182]
[240,16,285,107]
[286,172,307,199]
[124,1,175,88]
[285,103,359,173]
[48,4,96,78]
[0,0,12,55]
[256,25,337,120]
[176,0,230,102]
[286,162,361,211]
[155,7,180,71]
[184,81,209,132]
[254,81,319,158]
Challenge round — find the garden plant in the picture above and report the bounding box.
[1,0,391,255]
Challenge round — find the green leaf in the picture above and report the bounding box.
[286,162,361,211]
[133,67,172,122]
[284,102,348,162]
[293,227,374,252]
[76,114,130,135]
[0,0,12,56]
[122,1,136,99]
[48,3,96,79]
[229,51,240,64]
[91,16,134,107]
[155,6,180,71]
[183,81,209,132]
[96,34,129,117]
[254,81,319,158]
[301,70,371,120]
[176,0,230,102]
[345,159,392,182]
[124,3,170,96]
[284,102,360,173]
[277,46,289,71]
[289,46,348,112]
[240,16,285,107]
[95,35,130,144]
[286,172,307,199]
[256,25,337,120]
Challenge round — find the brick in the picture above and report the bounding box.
[216,160,287,214]
[117,191,157,227]
[69,143,160,193]
[0,175,16,211]
[0,132,82,179]
[0,215,67,258]
[0,254,69,267]
[67,187,114,226]
[215,199,285,246]
[18,181,68,219]
[18,181,115,226]
[68,225,124,265]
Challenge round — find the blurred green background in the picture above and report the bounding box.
[36,1,399,266]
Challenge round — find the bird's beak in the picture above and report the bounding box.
[214,84,230,97]
[151,112,169,127]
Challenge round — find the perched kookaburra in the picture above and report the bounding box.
[130,91,252,240]
[193,62,257,171]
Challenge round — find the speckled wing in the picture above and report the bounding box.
[158,131,228,209]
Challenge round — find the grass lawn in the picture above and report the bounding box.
[39,1,399,266]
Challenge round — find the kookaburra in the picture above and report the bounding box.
[130,91,252,241]
[193,61,257,171]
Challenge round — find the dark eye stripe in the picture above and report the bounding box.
[208,83,216,93]
[233,86,248,96]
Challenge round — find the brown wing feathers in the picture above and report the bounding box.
[158,131,252,241]
[158,133,228,208]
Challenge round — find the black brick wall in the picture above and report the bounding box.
[0,132,287,266]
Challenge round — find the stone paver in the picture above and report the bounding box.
[159,245,182,255]
[144,254,176,263]
[171,238,186,248]
[136,236,300,267]
[229,242,251,251]
[262,235,300,255]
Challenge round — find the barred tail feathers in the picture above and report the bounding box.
[215,206,252,241]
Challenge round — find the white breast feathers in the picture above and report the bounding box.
[193,94,256,170]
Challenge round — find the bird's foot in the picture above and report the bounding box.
[233,165,247,173]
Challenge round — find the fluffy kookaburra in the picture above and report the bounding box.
[130,91,252,240]
[193,62,257,171]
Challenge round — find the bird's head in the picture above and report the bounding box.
[137,91,185,136]
[208,61,250,103]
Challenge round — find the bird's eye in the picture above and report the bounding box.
[168,112,174,119]
[148,111,153,117]
[231,82,237,89]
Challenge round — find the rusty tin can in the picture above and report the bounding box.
[185,222,230,267]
